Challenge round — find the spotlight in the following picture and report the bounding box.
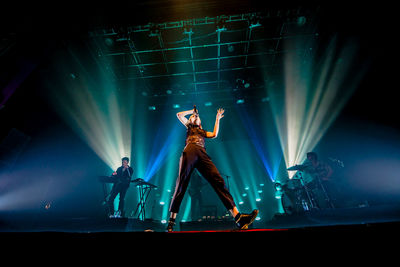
[216,18,227,32]
[236,99,245,104]
[249,15,261,29]
[104,37,114,47]
[149,24,160,37]
[166,89,172,95]
[204,102,212,107]
[172,104,180,109]
[235,78,250,89]
[297,16,307,26]
[267,36,366,174]
[274,183,282,191]
[256,198,261,202]
[148,106,156,111]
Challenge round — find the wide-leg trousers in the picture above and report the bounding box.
[169,143,236,213]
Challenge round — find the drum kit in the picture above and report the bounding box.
[277,164,335,215]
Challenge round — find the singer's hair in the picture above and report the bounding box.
[121,157,129,162]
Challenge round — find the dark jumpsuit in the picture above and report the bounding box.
[169,123,236,213]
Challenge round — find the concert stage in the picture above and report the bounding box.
[1,204,400,254]
[2,203,400,232]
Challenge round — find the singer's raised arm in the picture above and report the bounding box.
[176,109,194,127]
[206,108,224,138]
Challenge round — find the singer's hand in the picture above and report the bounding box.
[216,108,225,120]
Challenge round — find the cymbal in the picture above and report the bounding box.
[287,164,308,171]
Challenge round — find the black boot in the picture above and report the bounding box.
[166,218,176,232]
[235,210,259,230]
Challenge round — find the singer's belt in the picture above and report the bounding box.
[185,136,205,148]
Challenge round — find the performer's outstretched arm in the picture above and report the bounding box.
[206,108,224,138]
[176,109,194,127]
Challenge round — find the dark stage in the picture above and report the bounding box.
[1,220,398,259]
[1,0,400,255]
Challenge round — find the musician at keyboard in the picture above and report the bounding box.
[106,157,133,218]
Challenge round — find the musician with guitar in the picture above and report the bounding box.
[166,106,258,231]
[106,157,133,218]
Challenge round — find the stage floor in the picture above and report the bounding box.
[1,203,400,255]
[1,221,398,257]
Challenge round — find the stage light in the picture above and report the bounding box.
[255,216,261,221]
[148,106,156,111]
[239,201,244,205]
[236,99,245,104]
[48,63,133,170]
[267,36,368,178]
[249,14,261,29]
[149,24,160,37]
[256,198,261,202]
[173,104,180,109]
[204,101,212,107]
[297,16,306,26]
[216,18,227,32]
[104,37,114,47]
[159,201,165,205]
[236,106,282,182]
[161,219,167,224]
[235,78,250,90]
[274,183,282,191]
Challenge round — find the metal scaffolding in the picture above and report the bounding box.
[87,9,319,102]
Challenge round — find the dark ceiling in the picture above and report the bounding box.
[1,0,399,127]
[87,8,319,107]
